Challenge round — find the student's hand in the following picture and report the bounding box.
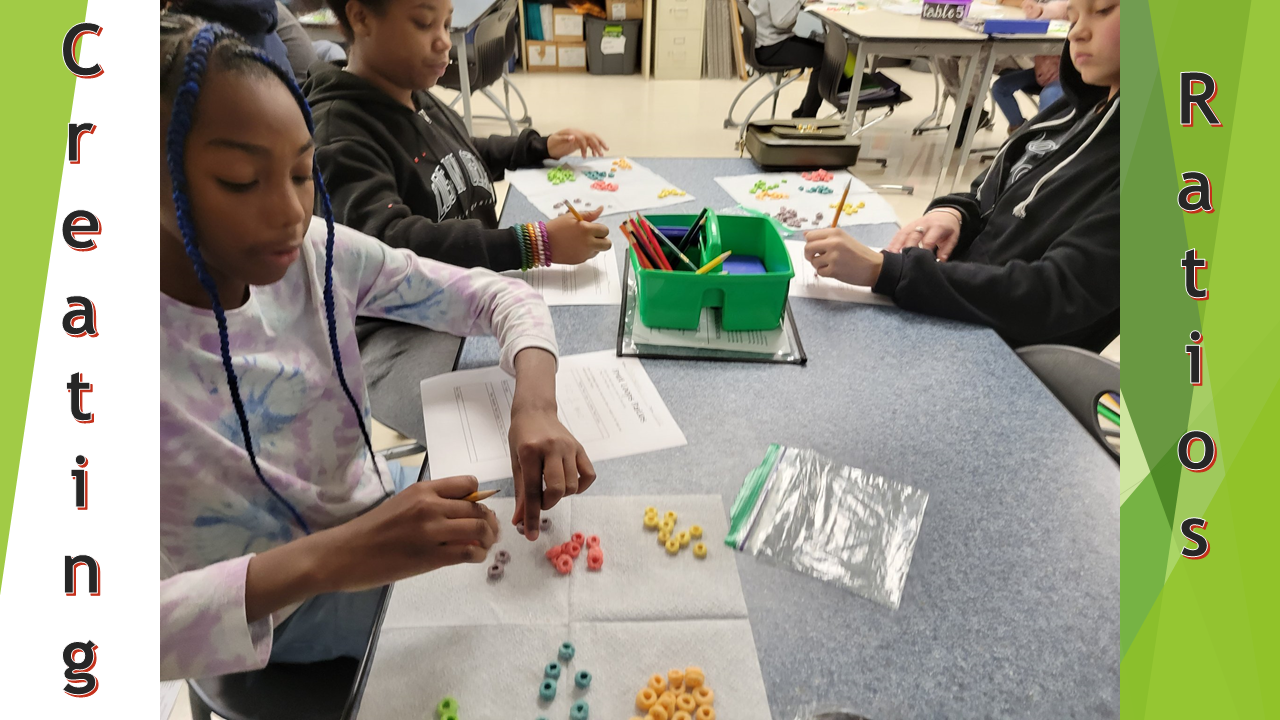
[1022,0,1044,19]
[321,475,500,593]
[546,208,612,265]
[508,348,597,539]
[547,129,610,159]
[886,209,962,260]
[803,228,885,287]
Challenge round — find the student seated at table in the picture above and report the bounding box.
[748,0,827,118]
[802,0,1118,352]
[160,12,594,679]
[306,0,612,271]
[991,0,1069,134]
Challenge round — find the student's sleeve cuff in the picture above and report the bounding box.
[873,250,903,296]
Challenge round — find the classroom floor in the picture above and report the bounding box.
[163,63,1116,720]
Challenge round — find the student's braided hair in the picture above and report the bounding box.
[162,13,380,534]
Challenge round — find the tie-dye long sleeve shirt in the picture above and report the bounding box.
[160,217,557,680]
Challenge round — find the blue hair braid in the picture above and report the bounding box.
[166,25,379,534]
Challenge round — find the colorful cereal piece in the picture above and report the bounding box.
[676,693,697,713]
[673,713,692,720]
[496,550,511,564]
[668,669,684,691]
[586,535,601,549]
[695,707,715,720]
[488,563,504,580]
[545,662,562,679]
[683,667,704,690]
[570,700,590,720]
[658,691,677,714]
[692,543,707,559]
[575,670,592,689]
[437,696,458,718]
[665,537,681,554]
[571,532,586,546]
[647,705,670,720]
[693,687,714,706]
[637,688,659,710]
[547,545,564,561]
[689,525,703,539]
[555,554,574,574]
[660,519,676,533]
[645,506,657,516]
[559,642,576,662]
[541,517,553,532]
[644,514,660,530]
[664,511,677,523]
[517,521,526,535]
[677,531,691,548]
[566,542,583,559]
[658,528,671,544]
[540,678,558,701]
[587,547,604,571]
[648,674,667,693]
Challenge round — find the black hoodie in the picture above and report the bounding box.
[303,61,551,271]
[872,44,1119,352]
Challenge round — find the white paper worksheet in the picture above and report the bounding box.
[503,246,621,306]
[716,170,899,229]
[631,306,790,354]
[507,158,695,220]
[420,351,687,482]
[785,239,895,305]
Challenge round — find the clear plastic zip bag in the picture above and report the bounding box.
[726,444,929,609]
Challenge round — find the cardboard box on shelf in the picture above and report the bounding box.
[607,0,645,20]
[527,40,559,72]
[557,41,588,71]
[552,8,585,41]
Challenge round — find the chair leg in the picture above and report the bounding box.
[724,73,768,128]
[770,73,781,118]
[733,72,802,145]
[480,87,519,135]
[913,60,950,135]
[503,73,533,126]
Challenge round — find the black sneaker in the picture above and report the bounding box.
[953,107,992,147]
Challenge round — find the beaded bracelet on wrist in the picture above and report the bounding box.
[538,222,551,266]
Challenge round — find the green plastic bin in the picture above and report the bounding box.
[629,210,793,331]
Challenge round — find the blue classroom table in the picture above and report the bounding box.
[355,158,1120,719]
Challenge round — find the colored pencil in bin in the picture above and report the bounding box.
[620,223,654,269]
[637,216,673,271]
[640,215,699,271]
[832,180,852,227]
[678,209,709,251]
[631,216,671,270]
[696,251,733,275]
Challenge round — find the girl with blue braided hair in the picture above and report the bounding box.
[160,12,595,680]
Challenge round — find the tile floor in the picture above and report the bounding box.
[165,62,1116,720]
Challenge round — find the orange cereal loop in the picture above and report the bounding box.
[647,704,670,720]
[695,707,715,720]
[693,687,714,706]
[676,693,697,713]
[683,667,704,689]
[668,668,684,690]
[673,713,693,720]
[636,688,658,711]
[649,673,667,693]
[657,691,677,714]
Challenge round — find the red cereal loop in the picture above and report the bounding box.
[555,554,574,574]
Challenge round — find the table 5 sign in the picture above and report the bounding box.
[1176,71,1221,561]
[59,19,106,700]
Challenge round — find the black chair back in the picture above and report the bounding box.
[817,17,851,109]
[440,0,518,92]
[1017,344,1121,461]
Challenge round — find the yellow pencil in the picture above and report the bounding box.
[831,179,852,228]
[463,489,499,503]
[695,251,732,275]
[563,200,585,222]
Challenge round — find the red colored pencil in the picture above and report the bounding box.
[622,221,657,269]
[627,217,661,270]
[633,216,672,270]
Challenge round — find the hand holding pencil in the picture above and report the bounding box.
[546,203,612,265]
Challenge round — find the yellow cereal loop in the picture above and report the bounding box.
[666,537,681,554]
[664,511,677,523]
[683,667,704,689]
[658,528,670,544]
[673,712,693,720]
[689,525,703,539]
[678,531,691,548]
[693,687,714,706]
[644,514,660,529]
[695,707,715,720]
[649,674,667,693]
[658,691,677,714]
[693,542,707,559]
[645,506,657,515]
[660,519,675,533]
[637,688,658,710]
[646,705,670,720]
[676,693,697,713]
[668,669,684,690]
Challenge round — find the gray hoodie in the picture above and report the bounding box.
[749,0,802,47]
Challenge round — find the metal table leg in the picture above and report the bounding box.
[951,44,999,193]
[453,29,474,135]
[932,47,980,197]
